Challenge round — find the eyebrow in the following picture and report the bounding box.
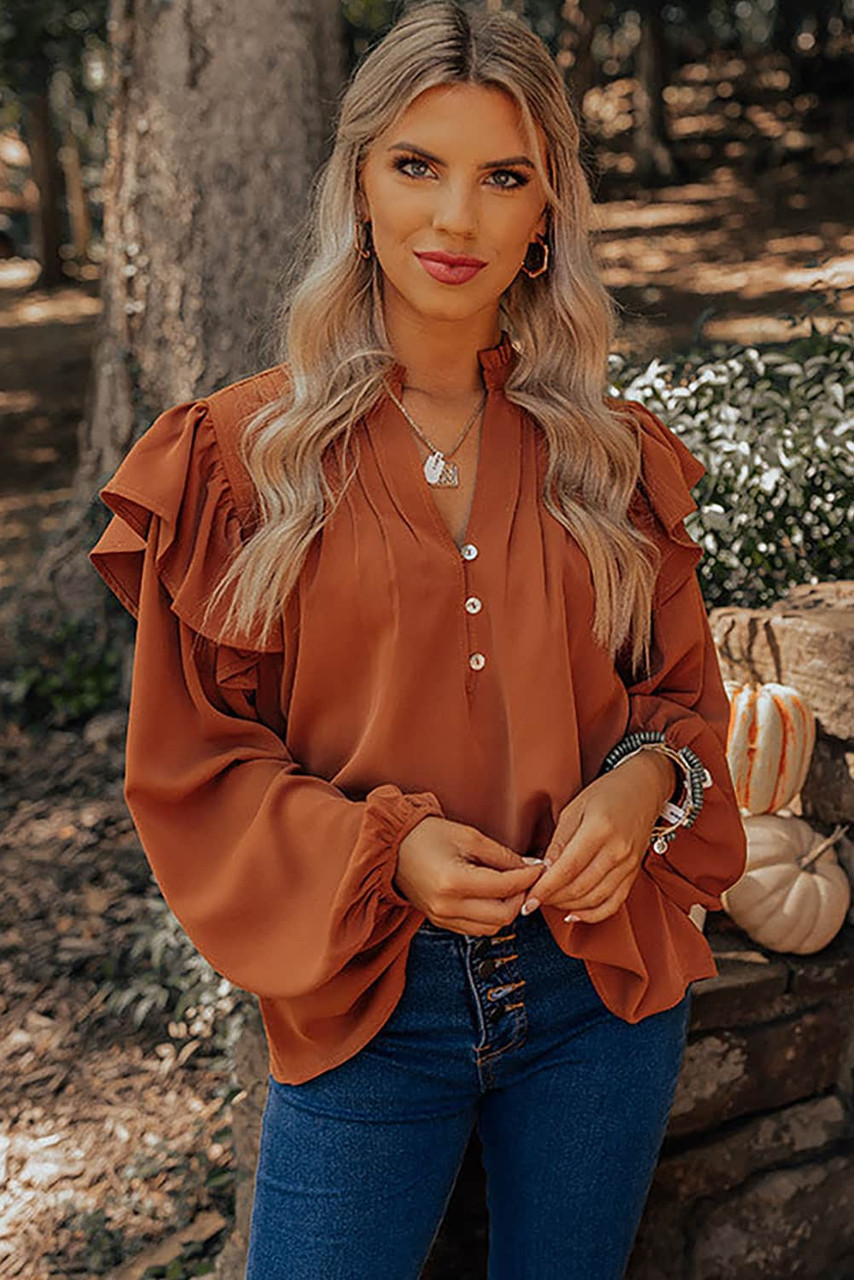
[387,141,536,170]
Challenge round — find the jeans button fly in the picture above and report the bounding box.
[478,957,496,978]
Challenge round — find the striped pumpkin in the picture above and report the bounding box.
[724,681,816,815]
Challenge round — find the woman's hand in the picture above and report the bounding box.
[519,750,676,923]
[394,815,546,936]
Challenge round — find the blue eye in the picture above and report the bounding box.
[393,156,431,179]
[392,155,529,189]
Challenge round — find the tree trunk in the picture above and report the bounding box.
[21,71,65,288]
[39,0,345,613]
[53,73,92,266]
[60,121,91,265]
[29,2,345,1274]
[633,4,675,184]
[564,0,610,123]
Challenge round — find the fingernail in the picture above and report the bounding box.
[521,898,541,916]
[522,856,545,865]
[564,912,580,922]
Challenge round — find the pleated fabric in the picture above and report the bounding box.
[89,330,746,1084]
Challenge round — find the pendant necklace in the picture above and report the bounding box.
[384,380,487,488]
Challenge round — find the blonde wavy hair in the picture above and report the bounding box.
[203,0,661,678]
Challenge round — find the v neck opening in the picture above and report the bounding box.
[399,394,489,555]
[367,330,521,560]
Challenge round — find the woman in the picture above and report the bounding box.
[89,2,747,1277]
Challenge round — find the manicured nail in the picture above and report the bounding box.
[564,913,581,922]
[521,898,541,916]
[522,856,545,865]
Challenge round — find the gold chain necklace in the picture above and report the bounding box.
[383,381,487,488]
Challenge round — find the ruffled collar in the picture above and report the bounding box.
[385,328,517,397]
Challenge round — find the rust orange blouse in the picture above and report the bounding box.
[89,329,747,1085]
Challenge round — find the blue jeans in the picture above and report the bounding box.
[246,907,693,1280]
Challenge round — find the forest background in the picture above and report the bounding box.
[0,1,851,1276]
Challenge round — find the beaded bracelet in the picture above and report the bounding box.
[600,730,712,854]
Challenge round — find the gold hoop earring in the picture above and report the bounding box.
[522,235,549,278]
[354,219,373,259]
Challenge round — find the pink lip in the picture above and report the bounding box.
[416,251,487,267]
[415,252,487,285]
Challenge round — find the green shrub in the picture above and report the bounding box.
[0,604,124,729]
[608,320,854,610]
[99,891,248,1068]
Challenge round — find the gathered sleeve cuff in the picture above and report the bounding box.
[553,400,747,1022]
[88,398,444,1001]
[618,569,747,916]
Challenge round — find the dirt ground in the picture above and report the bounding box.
[1,74,853,1279]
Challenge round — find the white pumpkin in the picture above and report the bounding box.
[689,904,707,934]
[722,814,850,954]
[724,681,816,815]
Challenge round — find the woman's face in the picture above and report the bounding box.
[357,82,550,326]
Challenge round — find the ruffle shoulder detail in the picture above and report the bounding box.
[89,364,292,688]
[608,395,707,604]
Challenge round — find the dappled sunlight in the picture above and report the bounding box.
[0,276,99,607]
[0,488,73,593]
[596,200,718,232]
[593,156,852,354]
[702,313,845,344]
[0,258,41,289]
[0,389,39,415]
[0,279,101,329]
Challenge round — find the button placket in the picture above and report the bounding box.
[465,931,528,1082]
[461,542,487,679]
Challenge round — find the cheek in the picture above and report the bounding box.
[471,197,531,248]
[372,180,426,235]
[497,202,542,244]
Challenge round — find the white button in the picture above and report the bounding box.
[469,652,486,670]
[465,596,482,614]
[461,543,478,560]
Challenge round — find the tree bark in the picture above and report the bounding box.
[633,4,675,184]
[21,71,65,288]
[564,0,610,122]
[40,0,344,619]
[53,73,92,266]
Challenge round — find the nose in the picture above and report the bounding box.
[432,179,479,238]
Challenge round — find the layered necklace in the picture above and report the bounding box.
[384,380,487,488]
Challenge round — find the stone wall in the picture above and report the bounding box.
[627,917,854,1280]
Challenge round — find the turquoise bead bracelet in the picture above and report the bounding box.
[600,730,712,854]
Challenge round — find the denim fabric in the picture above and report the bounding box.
[246,907,693,1280]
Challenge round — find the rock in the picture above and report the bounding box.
[708,580,854,741]
[625,1187,690,1280]
[800,736,854,826]
[82,709,128,745]
[657,1095,846,1199]
[670,1005,843,1137]
[837,835,854,925]
[691,954,789,1031]
[690,1154,854,1280]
